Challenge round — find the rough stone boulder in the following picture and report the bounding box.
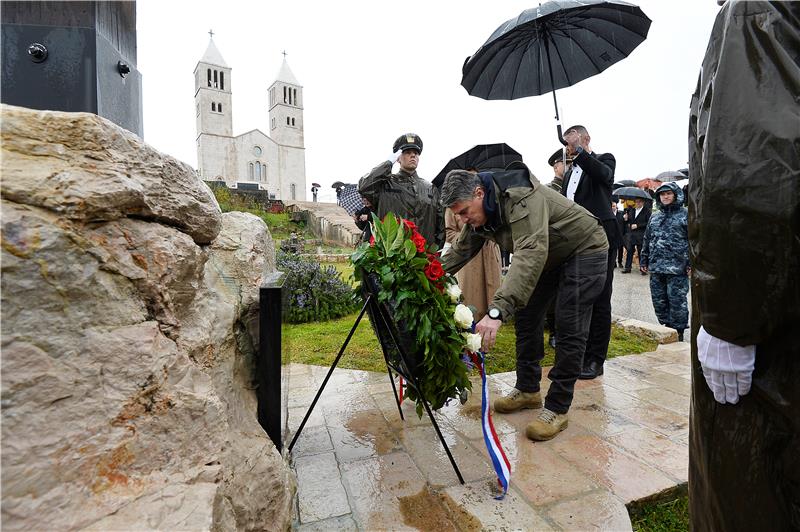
[1,105,294,530]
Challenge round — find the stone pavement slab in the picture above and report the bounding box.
[288,344,690,530]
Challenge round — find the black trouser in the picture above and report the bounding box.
[582,247,616,367]
[513,251,608,414]
[616,240,625,266]
[625,231,645,270]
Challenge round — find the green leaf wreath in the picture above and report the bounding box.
[351,213,478,416]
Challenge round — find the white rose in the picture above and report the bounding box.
[453,304,474,329]
[446,284,462,303]
[463,332,482,353]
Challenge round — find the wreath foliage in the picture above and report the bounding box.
[351,213,475,415]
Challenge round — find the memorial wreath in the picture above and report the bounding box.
[351,214,478,416]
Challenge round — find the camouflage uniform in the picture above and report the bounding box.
[640,182,689,332]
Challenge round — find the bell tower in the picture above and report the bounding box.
[268,54,304,148]
[194,31,233,180]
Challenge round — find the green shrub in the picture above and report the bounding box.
[277,252,359,323]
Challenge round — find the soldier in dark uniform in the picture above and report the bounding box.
[640,182,690,341]
[358,134,443,247]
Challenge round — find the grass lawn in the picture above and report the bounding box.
[630,494,689,531]
[285,308,657,375]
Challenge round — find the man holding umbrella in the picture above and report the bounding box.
[358,133,443,247]
[561,125,618,380]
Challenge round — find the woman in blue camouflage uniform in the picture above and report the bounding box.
[640,181,690,341]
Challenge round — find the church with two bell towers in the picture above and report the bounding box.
[194,33,307,201]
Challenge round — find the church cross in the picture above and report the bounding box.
[209,29,214,38]
[282,50,287,58]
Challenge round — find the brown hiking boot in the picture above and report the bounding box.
[493,389,542,413]
[525,408,569,441]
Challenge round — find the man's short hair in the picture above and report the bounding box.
[441,170,481,207]
[564,124,589,136]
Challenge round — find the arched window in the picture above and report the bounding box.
[283,86,287,103]
[286,117,290,125]
[249,163,254,179]
[213,70,218,88]
[262,164,267,182]
[290,183,296,200]
[207,69,211,87]
[211,102,216,112]
[220,72,224,90]
[255,162,261,181]
[218,103,222,113]
[293,88,297,105]
[291,118,295,126]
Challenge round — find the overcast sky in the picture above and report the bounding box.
[137,1,721,203]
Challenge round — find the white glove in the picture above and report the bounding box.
[697,325,756,405]
[388,150,402,164]
[440,241,452,257]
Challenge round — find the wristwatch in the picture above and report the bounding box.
[488,308,502,320]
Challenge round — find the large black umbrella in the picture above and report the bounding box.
[432,143,523,188]
[615,186,651,200]
[461,0,651,143]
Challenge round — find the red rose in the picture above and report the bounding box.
[402,219,417,231]
[425,258,445,281]
[411,232,427,253]
[369,235,375,246]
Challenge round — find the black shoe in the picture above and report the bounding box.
[641,270,647,275]
[621,269,631,274]
[579,360,604,380]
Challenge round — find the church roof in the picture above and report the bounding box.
[201,38,228,68]
[275,57,300,86]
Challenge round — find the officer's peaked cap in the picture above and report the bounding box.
[393,133,423,154]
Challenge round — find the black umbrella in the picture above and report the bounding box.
[432,143,523,188]
[655,170,685,181]
[615,186,651,200]
[461,0,651,143]
[613,179,636,188]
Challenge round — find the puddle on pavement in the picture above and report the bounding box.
[399,485,482,532]
[458,403,482,421]
[344,409,397,455]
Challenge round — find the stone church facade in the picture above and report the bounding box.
[194,37,306,201]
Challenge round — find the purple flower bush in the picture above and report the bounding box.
[277,252,358,323]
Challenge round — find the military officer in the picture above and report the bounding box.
[358,133,443,247]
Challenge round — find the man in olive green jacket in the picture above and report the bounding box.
[358,133,443,247]
[440,166,608,441]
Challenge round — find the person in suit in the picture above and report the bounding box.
[613,201,627,267]
[561,125,617,380]
[622,197,651,274]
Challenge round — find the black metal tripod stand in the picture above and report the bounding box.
[287,279,464,484]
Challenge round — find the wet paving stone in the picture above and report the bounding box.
[293,452,350,523]
[289,342,692,530]
[544,489,633,530]
[553,434,675,503]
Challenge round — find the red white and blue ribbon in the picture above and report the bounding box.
[470,350,511,499]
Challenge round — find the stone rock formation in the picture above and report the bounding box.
[1,105,294,530]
